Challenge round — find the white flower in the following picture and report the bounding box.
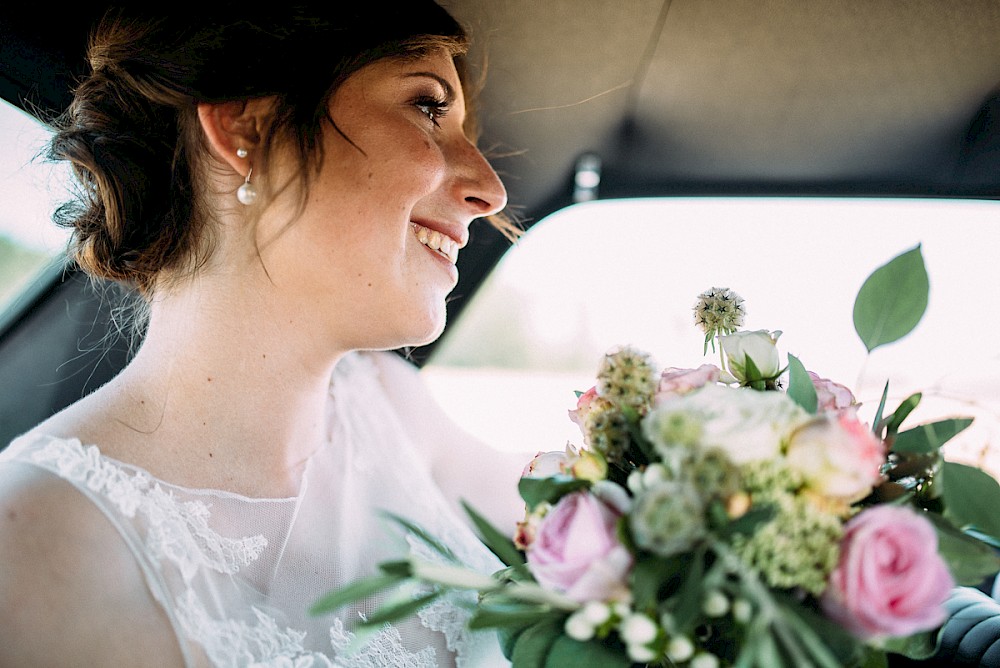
[581,601,612,626]
[564,611,595,641]
[620,613,658,645]
[691,652,721,668]
[627,643,658,663]
[719,329,782,383]
[732,598,753,624]
[643,384,809,465]
[666,636,695,662]
[702,589,730,617]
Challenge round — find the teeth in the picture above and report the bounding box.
[412,223,458,263]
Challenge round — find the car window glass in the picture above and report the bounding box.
[0,99,71,314]
[424,197,1000,479]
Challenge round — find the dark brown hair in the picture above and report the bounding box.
[48,4,515,296]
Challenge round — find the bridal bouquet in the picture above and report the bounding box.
[314,245,1000,667]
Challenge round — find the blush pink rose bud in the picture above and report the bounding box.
[521,448,573,478]
[526,490,633,602]
[808,371,856,413]
[822,505,954,639]
[656,365,721,402]
[785,412,886,503]
[568,386,599,430]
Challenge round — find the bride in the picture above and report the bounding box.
[0,4,528,666]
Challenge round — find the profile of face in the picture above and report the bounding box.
[253,48,507,355]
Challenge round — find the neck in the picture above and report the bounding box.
[105,275,345,497]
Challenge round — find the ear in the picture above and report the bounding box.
[196,98,273,177]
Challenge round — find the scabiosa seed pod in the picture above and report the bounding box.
[688,448,741,500]
[596,346,657,413]
[583,398,632,463]
[629,480,706,557]
[693,287,746,337]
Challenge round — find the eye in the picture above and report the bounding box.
[413,95,450,127]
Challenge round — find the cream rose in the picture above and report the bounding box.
[643,384,809,465]
[720,330,782,384]
[785,413,885,503]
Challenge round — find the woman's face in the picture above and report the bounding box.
[256,49,507,354]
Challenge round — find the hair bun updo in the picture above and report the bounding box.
[48,3,469,296]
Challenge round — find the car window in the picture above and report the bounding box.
[424,197,1000,478]
[0,99,71,315]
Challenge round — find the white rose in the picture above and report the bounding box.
[643,384,809,464]
[720,330,782,383]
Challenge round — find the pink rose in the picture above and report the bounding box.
[786,412,886,503]
[526,490,633,602]
[655,365,721,402]
[822,505,954,639]
[568,386,599,430]
[808,371,856,413]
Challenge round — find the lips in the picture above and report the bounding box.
[411,222,463,263]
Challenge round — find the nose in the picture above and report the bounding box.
[452,138,508,221]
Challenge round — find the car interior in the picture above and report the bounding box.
[1,3,999,664]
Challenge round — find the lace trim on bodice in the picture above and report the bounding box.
[6,353,507,667]
[29,436,267,582]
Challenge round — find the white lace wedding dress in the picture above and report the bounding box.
[0,352,511,667]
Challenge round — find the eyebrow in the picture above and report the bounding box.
[403,72,457,103]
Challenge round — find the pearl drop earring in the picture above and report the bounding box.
[235,148,258,205]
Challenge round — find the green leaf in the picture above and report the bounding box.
[309,572,406,616]
[744,353,762,384]
[381,511,458,563]
[359,590,442,627]
[786,354,818,414]
[461,500,526,569]
[544,635,630,667]
[378,560,414,577]
[630,554,685,611]
[510,619,563,668]
[882,393,921,439]
[926,512,1000,585]
[878,629,939,660]
[853,245,929,353]
[941,462,1000,542]
[467,603,563,630]
[859,647,891,667]
[891,418,974,454]
[518,476,591,511]
[717,505,777,541]
[672,546,707,630]
[871,381,890,437]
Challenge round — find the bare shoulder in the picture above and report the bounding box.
[0,462,185,667]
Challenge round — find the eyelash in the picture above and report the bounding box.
[413,95,450,127]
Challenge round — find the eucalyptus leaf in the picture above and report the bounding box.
[879,629,939,660]
[891,418,973,454]
[518,476,591,511]
[630,555,685,611]
[673,546,707,630]
[853,245,929,353]
[309,572,405,615]
[786,354,818,414]
[543,635,630,667]
[942,462,1000,543]
[927,512,1000,585]
[461,500,526,569]
[511,619,563,668]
